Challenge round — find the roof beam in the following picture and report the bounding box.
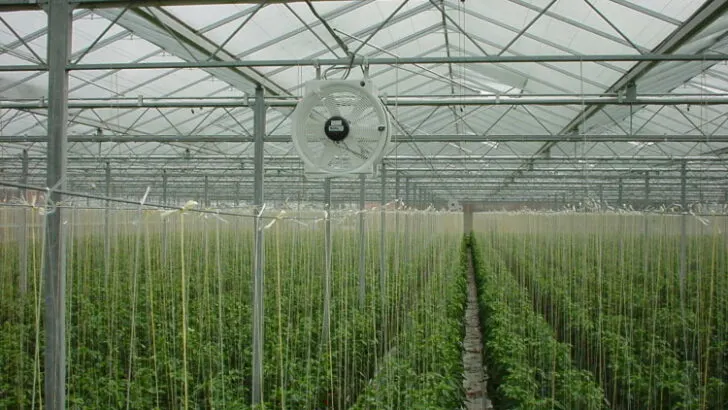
[91,6,289,96]
[561,0,728,137]
[2,154,725,162]
[493,0,728,195]
[2,54,727,73]
[0,0,351,12]
[3,133,728,143]
[4,94,728,109]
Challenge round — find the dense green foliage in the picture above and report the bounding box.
[0,209,464,409]
[351,235,465,409]
[469,234,606,409]
[471,212,728,410]
[492,230,728,409]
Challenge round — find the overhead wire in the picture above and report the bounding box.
[305,0,356,80]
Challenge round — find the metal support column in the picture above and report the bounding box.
[251,84,266,407]
[618,178,623,206]
[598,184,604,207]
[678,160,691,387]
[45,1,72,408]
[19,149,29,295]
[234,181,240,207]
[104,162,111,286]
[161,169,168,270]
[204,175,209,207]
[644,172,650,203]
[379,164,387,352]
[322,178,332,340]
[463,204,474,233]
[358,174,366,309]
[680,164,688,250]
[162,170,168,205]
[405,177,411,207]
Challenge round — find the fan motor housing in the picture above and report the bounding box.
[324,116,349,142]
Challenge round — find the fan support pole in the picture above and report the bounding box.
[252,84,266,407]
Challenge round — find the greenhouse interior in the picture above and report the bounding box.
[1,0,728,409]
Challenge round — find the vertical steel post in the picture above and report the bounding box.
[162,170,168,205]
[463,204,474,233]
[644,172,650,204]
[204,175,209,207]
[598,184,604,207]
[358,174,366,309]
[618,178,623,206]
[45,1,72,408]
[104,162,111,287]
[678,160,691,385]
[161,169,168,270]
[251,84,266,407]
[680,162,688,279]
[19,149,29,295]
[234,181,240,207]
[405,177,410,207]
[322,178,332,340]
[379,164,387,351]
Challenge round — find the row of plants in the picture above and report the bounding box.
[469,234,607,409]
[487,214,727,409]
[0,208,462,409]
[350,232,465,409]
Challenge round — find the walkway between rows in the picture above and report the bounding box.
[463,249,492,410]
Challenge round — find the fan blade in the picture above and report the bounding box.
[304,120,324,142]
[320,93,341,117]
[341,141,370,161]
[308,105,329,124]
[321,142,340,159]
[347,95,370,123]
[349,122,384,144]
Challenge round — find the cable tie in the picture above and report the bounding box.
[140,186,151,207]
[256,203,267,219]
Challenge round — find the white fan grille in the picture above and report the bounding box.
[293,80,389,175]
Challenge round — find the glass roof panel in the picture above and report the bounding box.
[164,4,258,30]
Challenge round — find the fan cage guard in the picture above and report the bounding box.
[292,79,390,177]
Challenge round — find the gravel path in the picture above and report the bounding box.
[463,251,493,410]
